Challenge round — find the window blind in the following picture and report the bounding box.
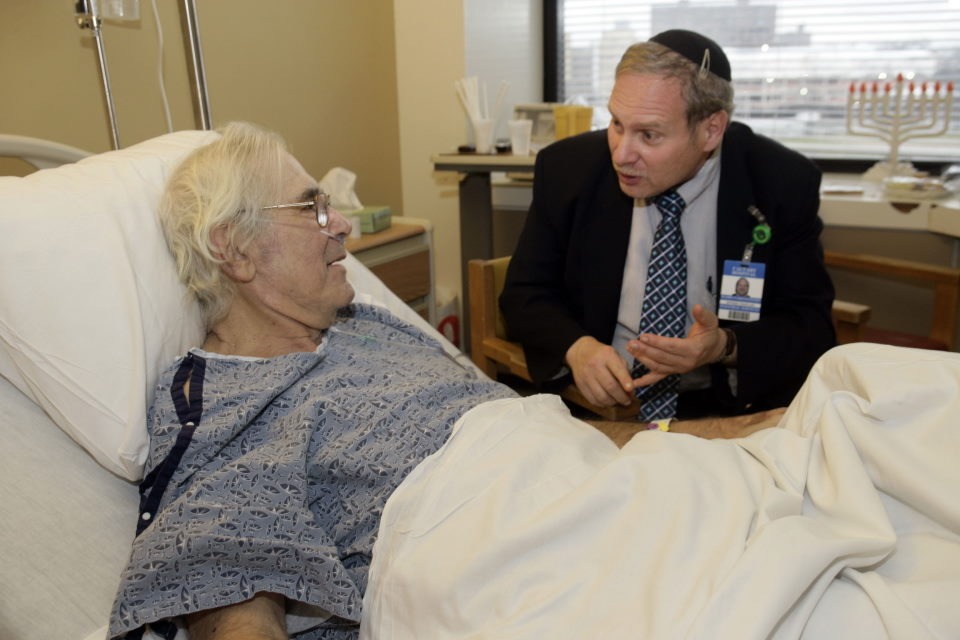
[556,0,960,162]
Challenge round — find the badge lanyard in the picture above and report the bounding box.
[719,206,770,323]
[741,205,771,263]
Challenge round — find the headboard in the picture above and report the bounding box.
[0,133,91,170]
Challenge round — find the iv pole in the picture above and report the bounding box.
[75,0,213,143]
[75,0,122,149]
[179,0,212,130]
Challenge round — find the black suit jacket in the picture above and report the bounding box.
[500,122,836,416]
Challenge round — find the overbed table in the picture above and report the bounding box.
[431,152,535,346]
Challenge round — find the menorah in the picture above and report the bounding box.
[846,74,954,178]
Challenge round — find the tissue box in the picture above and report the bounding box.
[350,206,392,233]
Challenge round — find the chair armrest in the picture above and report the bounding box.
[480,336,534,381]
[469,256,642,420]
[832,300,871,324]
[825,250,960,285]
[832,299,871,344]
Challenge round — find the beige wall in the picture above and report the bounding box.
[393,0,466,307]
[196,1,404,212]
[0,0,160,167]
[1,0,197,164]
[0,1,403,210]
[1,0,469,312]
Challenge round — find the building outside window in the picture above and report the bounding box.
[551,0,960,164]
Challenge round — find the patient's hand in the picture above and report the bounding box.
[586,407,787,448]
[670,407,786,439]
[186,591,286,640]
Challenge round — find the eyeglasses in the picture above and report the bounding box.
[262,190,330,228]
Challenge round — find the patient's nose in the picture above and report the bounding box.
[327,207,352,237]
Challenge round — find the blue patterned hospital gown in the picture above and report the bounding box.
[109,303,515,639]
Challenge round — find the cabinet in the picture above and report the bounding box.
[345,217,435,324]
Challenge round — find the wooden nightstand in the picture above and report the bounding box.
[345,217,435,324]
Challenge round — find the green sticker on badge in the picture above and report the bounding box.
[752,224,771,244]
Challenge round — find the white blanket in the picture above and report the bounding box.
[361,343,960,639]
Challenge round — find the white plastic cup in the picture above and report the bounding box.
[349,216,362,239]
[508,118,533,156]
[472,118,494,154]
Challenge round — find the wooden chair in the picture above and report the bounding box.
[468,257,641,420]
[824,250,960,351]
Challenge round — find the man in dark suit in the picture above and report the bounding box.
[500,29,835,420]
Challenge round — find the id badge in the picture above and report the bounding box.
[719,260,764,322]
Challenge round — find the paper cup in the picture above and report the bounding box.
[508,119,533,156]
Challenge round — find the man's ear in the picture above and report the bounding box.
[700,110,729,153]
[210,225,256,283]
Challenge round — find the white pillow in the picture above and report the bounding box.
[0,131,217,480]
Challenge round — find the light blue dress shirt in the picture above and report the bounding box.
[613,151,721,392]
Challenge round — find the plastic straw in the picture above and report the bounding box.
[493,81,509,123]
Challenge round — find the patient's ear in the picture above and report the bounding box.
[210,225,256,283]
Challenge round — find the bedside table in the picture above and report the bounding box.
[345,217,435,324]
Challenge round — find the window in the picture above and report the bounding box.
[548,0,960,164]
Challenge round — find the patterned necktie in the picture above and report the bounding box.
[632,189,687,420]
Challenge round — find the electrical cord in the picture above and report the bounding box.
[150,0,173,132]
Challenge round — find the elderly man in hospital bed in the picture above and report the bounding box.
[105,122,959,640]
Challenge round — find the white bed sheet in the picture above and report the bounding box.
[362,343,960,639]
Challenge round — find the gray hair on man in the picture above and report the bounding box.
[616,34,735,126]
[159,121,289,325]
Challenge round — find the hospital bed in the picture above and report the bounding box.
[2,132,959,640]
[0,131,471,639]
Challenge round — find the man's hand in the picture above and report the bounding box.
[626,304,728,389]
[565,336,636,407]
